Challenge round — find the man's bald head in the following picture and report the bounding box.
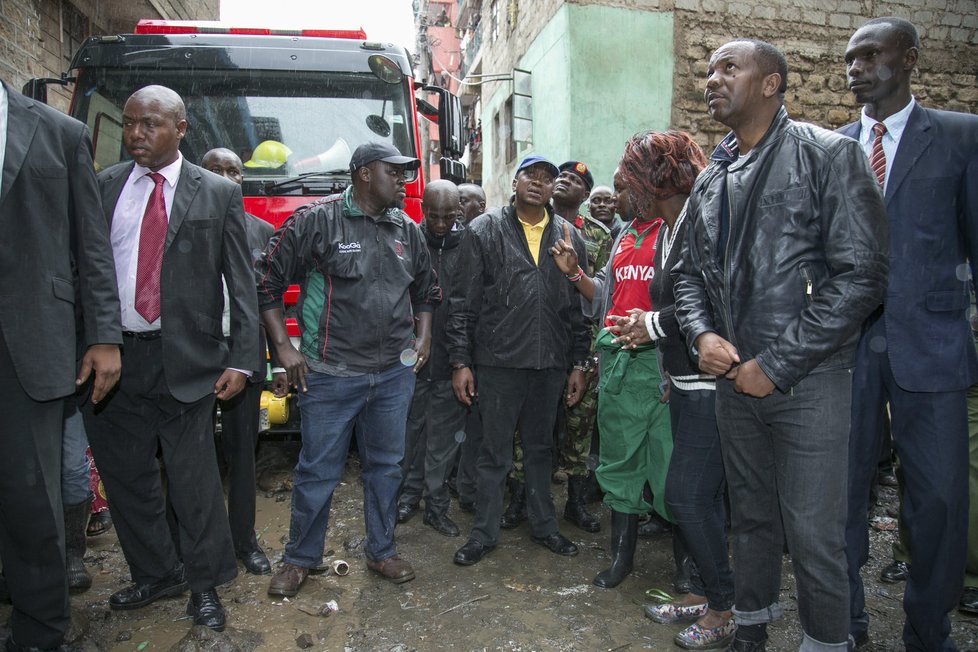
[457,183,487,225]
[422,180,460,238]
[201,148,243,185]
[122,85,188,171]
[588,184,616,225]
[128,85,187,123]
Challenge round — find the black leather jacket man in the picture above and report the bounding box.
[674,107,889,391]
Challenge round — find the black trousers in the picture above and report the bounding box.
[847,317,969,650]
[469,366,565,546]
[0,330,69,650]
[84,336,236,593]
[219,378,263,554]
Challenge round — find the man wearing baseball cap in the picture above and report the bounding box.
[257,141,436,594]
[501,159,612,535]
[349,141,421,181]
[446,155,592,565]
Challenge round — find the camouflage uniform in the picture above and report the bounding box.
[513,214,612,481]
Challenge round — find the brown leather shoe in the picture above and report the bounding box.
[267,562,309,597]
[365,555,416,584]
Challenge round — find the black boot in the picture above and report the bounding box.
[499,480,527,529]
[593,511,638,588]
[65,496,92,593]
[563,475,600,533]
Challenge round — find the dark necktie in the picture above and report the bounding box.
[134,172,167,323]
[870,122,887,188]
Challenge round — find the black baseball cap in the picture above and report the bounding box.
[349,141,421,174]
[558,161,594,191]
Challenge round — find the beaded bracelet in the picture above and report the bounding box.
[566,266,584,283]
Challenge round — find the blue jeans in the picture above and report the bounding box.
[717,365,852,651]
[665,384,733,612]
[61,403,92,506]
[285,365,415,566]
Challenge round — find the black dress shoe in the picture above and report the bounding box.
[531,532,579,556]
[4,636,82,651]
[453,539,495,565]
[879,560,910,583]
[187,589,226,632]
[960,586,978,615]
[238,549,272,575]
[397,502,418,524]
[423,509,460,537]
[109,567,188,610]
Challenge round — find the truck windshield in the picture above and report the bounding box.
[71,68,415,189]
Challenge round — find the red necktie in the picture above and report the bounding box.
[134,172,167,322]
[870,122,887,188]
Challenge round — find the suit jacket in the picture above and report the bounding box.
[0,82,121,401]
[245,212,273,383]
[98,160,259,403]
[839,104,978,392]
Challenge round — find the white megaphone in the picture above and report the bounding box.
[292,138,353,174]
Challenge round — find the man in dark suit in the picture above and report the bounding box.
[841,17,978,651]
[0,80,122,652]
[83,86,258,633]
[200,147,273,575]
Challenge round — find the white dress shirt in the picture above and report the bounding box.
[858,97,915,193]
[0,83,8,195]
[110,154,182,332]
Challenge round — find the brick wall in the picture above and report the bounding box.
[668,0,978,150]
[0,0,218,113]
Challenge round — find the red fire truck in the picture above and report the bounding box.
[26,19,466,433]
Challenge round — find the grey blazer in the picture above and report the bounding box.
[0,82,121,401]
[98,160,259,402]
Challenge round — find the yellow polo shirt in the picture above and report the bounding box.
[518,213,549,265]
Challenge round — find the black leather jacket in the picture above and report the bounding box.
[674,108,889,391]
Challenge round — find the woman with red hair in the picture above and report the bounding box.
[553,130,734,649]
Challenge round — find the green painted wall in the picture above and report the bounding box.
[481,4,674,206]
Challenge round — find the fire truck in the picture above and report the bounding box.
[26,19,466,434]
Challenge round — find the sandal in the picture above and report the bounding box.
[674,618,737,650]
[87,510,113,537]
[644,600,709,624]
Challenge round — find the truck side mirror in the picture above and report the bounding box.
[22,77,68,104]
[421,85,467,182]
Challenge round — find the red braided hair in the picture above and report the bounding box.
[619,130,707,219]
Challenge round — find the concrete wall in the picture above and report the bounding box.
[669,0,978,150]
[0,0,218,113]
[480,1,675,206]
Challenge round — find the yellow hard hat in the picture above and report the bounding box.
[244,140,292,168]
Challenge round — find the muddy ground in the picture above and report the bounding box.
[5,442,977,652]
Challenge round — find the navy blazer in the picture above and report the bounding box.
[839,104,978,392]
[0,82,121,401]
[98,160,259,403]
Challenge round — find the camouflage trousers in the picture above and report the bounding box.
[511,369,599,482]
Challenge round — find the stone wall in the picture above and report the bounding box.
[668,0,978,150]
[0,0,218,112]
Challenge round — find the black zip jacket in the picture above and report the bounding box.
[673,108,889,391]
[257,187,436,374]
[446,204,590,370]
[420,221,465,381]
